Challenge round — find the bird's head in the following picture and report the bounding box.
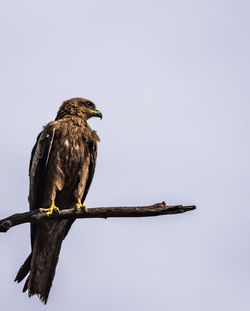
[56,97,102,120]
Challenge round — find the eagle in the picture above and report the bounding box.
[14,98,102,304]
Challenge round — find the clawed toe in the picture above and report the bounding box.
[75,199,88,212]
[40,200,59,216]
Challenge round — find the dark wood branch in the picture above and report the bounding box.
[0,202,196,233]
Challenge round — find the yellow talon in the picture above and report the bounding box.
[76,199,88,212]
[40,200,59,216]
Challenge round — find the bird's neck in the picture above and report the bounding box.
[55,106,88,121]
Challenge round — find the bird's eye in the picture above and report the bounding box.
[85,102,94,109]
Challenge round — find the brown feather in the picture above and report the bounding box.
[15,98,100,304]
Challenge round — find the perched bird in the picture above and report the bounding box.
[15,98,102,304]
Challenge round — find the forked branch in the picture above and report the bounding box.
[0,202,196,233]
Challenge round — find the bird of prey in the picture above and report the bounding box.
[14,98,102,304]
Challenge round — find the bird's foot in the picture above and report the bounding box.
[40,200,59,216]
[76,199,88,212]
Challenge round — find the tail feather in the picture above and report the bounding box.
[15,220,68,304]
[15,253,32,283]
[23,277,29,292]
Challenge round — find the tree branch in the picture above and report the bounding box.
[0,202,196,233]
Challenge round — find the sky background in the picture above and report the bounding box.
[0,0,250,310]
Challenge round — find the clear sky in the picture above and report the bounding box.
[0,0,249,310]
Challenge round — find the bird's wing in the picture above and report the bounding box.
[28,124,60,248]
[63,139,97,238]
[82,140,98,202]
[15,124,59,284]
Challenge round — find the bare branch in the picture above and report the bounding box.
[0,202,196,233]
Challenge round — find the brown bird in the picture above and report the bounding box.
[14,98,102,304]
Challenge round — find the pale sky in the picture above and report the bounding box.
[0,1,250,310]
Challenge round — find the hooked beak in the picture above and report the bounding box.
[95,109,103,119]
[88,108,103,119]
